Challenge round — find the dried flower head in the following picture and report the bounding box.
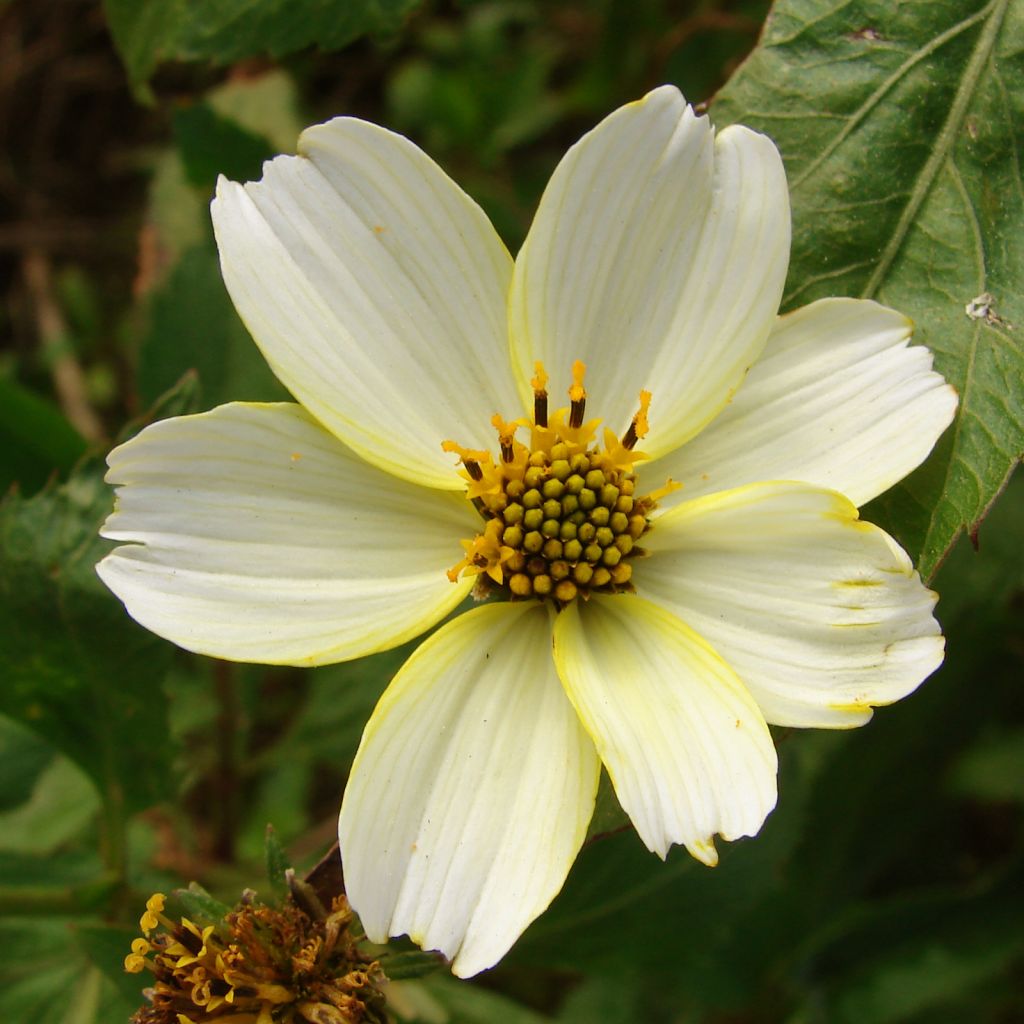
[126,890,387,1024]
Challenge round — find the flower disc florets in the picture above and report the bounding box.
[125,891,387,1024]
[445,361,676,606]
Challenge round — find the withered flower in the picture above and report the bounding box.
[126,889,387,1024]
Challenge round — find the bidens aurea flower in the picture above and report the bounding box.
[98,87,957,978]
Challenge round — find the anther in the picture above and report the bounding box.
[568,360,587,428]
[491,414,517,463]
[442,440,488,480]
[531,362,549,428]
[622,390,652,450]
[446,360,657,604]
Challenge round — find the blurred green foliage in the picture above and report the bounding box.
[0,0,1021,1022]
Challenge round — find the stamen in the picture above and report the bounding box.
[568,360,587,429]
[441,440,486,479]
[531,361,549,428]
[622,390,652,450]
[447,361,661,605]
[491,414,517,463]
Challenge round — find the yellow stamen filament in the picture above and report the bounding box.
[622,390,652,450]
[491,414,519,463]
[531,361,549,427]
[645,477,682,503]
[447,518,514,584]
[445,363,671,605]
[568,360,587,428]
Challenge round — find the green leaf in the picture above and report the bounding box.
[0,756,99,856]
[0,453,175,818]
[0,375,87,495]
[0,918,140,1024]
[0,716,54,812]
[799,861,1024,1024]
[172,102,276,191]
[173,882,233,925]
[103,0,425,93]
[712,0,1023,580]
[417,974,549,1024]
[137,242,288,409]
[950,727,1024,802]
[264,824,292,899]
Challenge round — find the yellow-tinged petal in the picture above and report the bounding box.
[98,403,475,666]
[553,595,777,862]
[650,298,957,508]
[638,481,944,728]
[339,602,600,978]
[211,117,519,491]
[509,85,789,458]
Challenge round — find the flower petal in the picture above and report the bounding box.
[650,298,957,507]
[210,118,518,490]
[638,482,944,728]
[97,403,474,666]
[508,85,789,456]
[339,602,600,978]
[552,595,777,864]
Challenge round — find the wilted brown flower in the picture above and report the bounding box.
[126,890,387,1024]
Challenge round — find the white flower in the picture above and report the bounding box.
[97,87,956,978]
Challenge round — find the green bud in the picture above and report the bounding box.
[573,562,594,585]
[542,478,565,500]
[509,573,532,597]
[502,525,524,548]
[601,546,622,567]
[543,498,562,519]
[550,560,571,581]
[523,508,544,530]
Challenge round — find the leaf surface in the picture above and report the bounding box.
[104,0,425,92]
[713,0,1023,579]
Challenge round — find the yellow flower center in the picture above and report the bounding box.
[444,360,677,605]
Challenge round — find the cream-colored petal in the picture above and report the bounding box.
[339,602,600,978]
[651,298,957,508]
[638,482,944,728]
[552,596,776,864]
[97,403,475,666]
[211,117,518,491]
[509,85,789,455]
